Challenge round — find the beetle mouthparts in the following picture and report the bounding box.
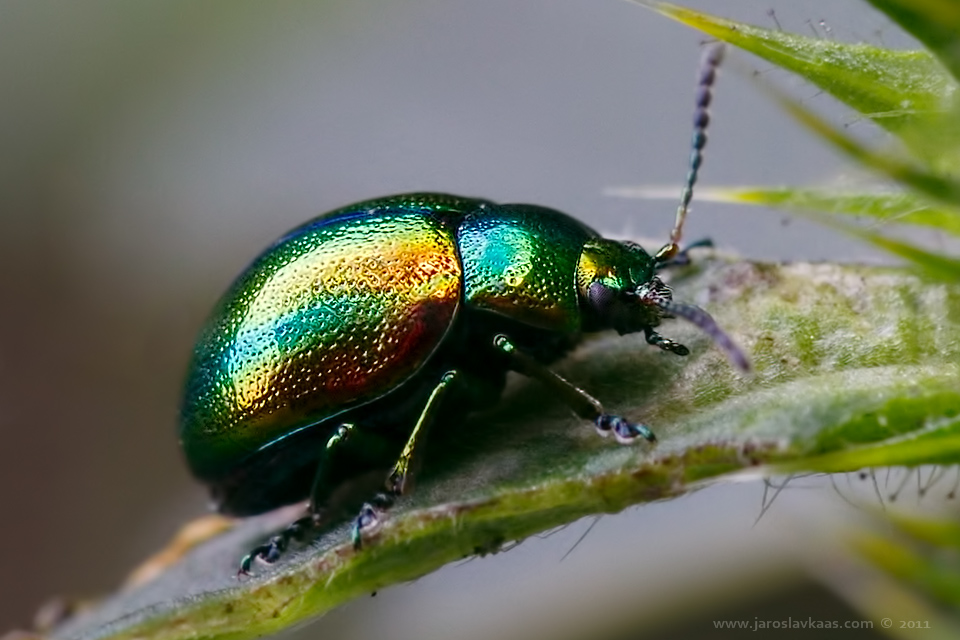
[634,276,673,307]
[656,299,751,373]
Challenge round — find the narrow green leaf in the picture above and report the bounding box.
[615,186,960,236]
[816,516,960,640]
[50,257,960,640]
[851,512,960,611]
[867,0,960,82]
[635,1,956,135]
[753,71,960,209]
[658,186,960,282]
[838,224,960,282]
[883,513,960,551]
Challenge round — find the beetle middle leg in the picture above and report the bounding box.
[492,334,656,444]
[351,370,460,550]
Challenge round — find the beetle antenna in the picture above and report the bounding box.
[656,43,725,264]
[658,299,750,372]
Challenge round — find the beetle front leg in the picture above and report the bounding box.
[492,334,656,444]
[352,370,460,550]
[644,327,689,356]
[655,238,713,269]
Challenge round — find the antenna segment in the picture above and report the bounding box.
[656,43,725,264]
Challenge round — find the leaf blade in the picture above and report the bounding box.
[867,0,960,82]
[51,257,960,640]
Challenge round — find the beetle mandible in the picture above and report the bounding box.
[179,44,747,573]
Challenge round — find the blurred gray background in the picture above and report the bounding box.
[0,0,917,637]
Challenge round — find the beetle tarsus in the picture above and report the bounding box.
[656,238,714,269]
[644,328,690,356]
[351,371,459,551]
[237,514,315,576]
[494,333,659,444]
[595,414,656,444]
[352,503,383,550]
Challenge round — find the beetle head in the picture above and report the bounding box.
[577,238,664,335]
[577,238,749,371]
[575,44,749,370]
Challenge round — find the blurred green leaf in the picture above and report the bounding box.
[837,225,960,282]
[752,74,960,205]
[635,1,956,136]
[51,256,960,640]
[852,512,960,610]
[660,186,960,282]
[687,187,960,236]
[866,0,960,82]
[626,2,960,286]
[883,512,960,550]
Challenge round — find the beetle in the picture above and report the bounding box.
[179,44,747,572]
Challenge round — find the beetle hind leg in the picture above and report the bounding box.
[238,422,363,574]
[493,334,657,444]
[351,370,460,550]
[595,414,656,445]
[238,513,316,575]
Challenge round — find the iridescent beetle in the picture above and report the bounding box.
[179,45,747,572]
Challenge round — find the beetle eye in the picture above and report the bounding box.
[587,281,617,313]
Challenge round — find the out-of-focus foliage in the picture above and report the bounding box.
[637,1,960,284]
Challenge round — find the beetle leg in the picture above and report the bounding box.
[308,423,357,513]
[239,423,363,574]
[351,370,460,550]
[492,334,656,444]
[644,327,690,356]
[238,513,315,575]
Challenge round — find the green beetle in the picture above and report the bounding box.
[179,44,746,572]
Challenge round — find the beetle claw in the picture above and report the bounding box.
[236,514,316,576]
[656,237,714,269]
[595,414,657,444]
[352,503,383,550]
[237,543,274,577]
[238,554,255,577]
